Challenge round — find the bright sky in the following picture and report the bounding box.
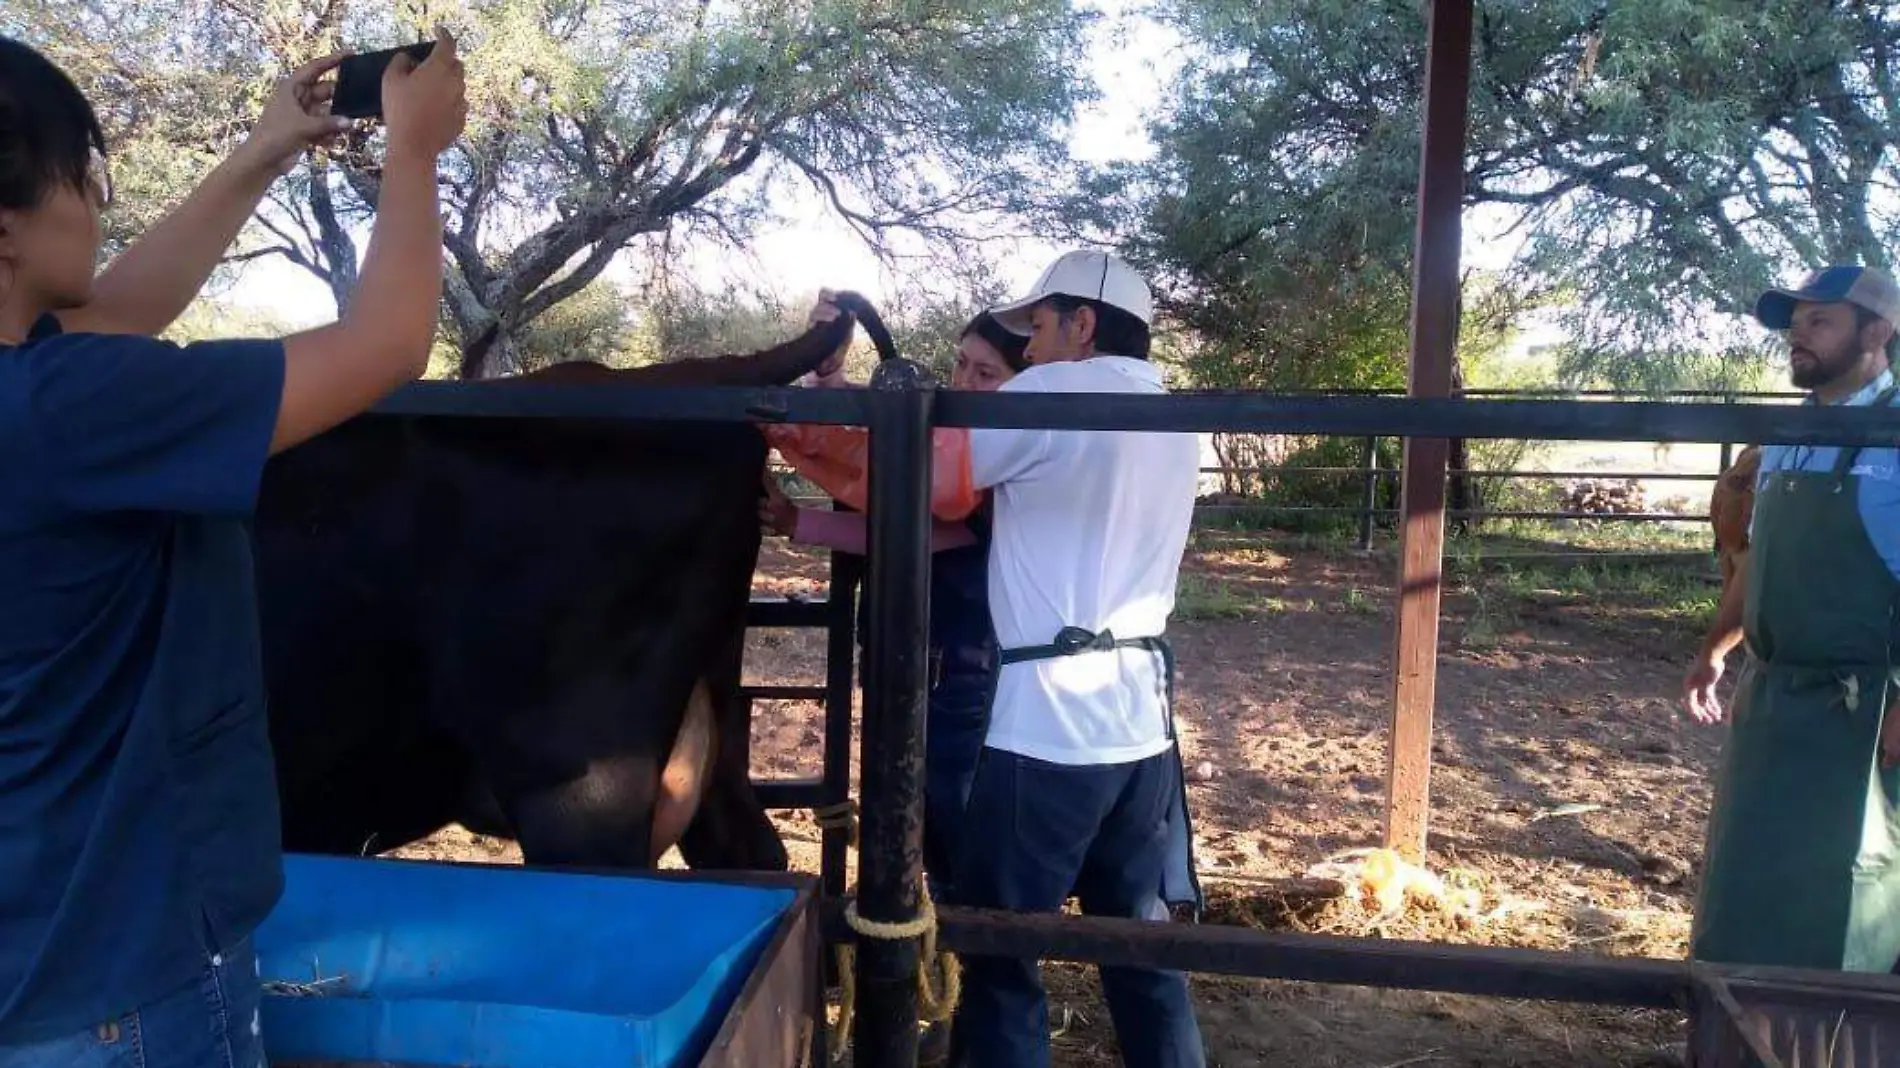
[222,2,1533,338]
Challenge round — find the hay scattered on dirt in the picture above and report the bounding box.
[1199,848,1689,960]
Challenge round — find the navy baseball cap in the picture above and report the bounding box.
[1754,265,1900,329]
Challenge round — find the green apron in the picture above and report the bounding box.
[1692,387,1900,972]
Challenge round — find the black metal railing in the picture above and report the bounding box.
[364,376,1900,1067]
[742,387,1805,555]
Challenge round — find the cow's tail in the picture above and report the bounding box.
[828,292,898,363]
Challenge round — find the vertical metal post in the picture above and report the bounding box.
[855,358,934,1068]
[1358,436,1379,552]
[1719,392,1735,475]
[1385,0,1472,863]
[821,549,861,904]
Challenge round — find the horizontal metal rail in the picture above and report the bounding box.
[754,779,828,810]
[1192,503,1708,521]
[740,597,839,809]
[822,903,1689,1009]
[1198,466,1727,481]
[368,383,1900,448]
[373,382,871,424]
[1212,387,1803,400]
[744,597,832,628]
[931,393,1900,446]
[741,684,827,701]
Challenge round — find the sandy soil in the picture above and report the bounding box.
[392,530,1724,1067]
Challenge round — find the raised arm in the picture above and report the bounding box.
[58,55,352,338]
[270,32,467,453]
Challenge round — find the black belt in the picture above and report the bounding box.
[1000,626,1169,665]
[998,627,1176,742]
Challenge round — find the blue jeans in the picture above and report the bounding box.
[949,747,1206,1068]
[0,939,265,1068]
[923,685,990,900]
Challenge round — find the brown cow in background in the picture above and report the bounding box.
[1711,445,1762,587]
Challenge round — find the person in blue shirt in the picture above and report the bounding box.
[1683,265,1900,975]
[0,33,468,1067]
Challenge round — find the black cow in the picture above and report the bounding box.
[254,308,878,873]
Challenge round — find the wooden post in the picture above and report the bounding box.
[1384,0,1473,862]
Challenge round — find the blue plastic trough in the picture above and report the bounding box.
[257,855,821,1068]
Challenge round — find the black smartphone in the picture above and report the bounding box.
[331,42,436,121]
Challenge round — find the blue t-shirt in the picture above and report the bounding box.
[1754,369,1900,579]
[0,315,288,1041]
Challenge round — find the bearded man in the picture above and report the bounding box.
[1683,265,1900,973]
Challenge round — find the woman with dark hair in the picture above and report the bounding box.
[762,309,1029,902]
[0,32,466,1066]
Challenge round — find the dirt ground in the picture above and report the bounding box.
[395,528,1723,1067]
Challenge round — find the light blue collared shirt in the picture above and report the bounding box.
[1753,368,1900,578]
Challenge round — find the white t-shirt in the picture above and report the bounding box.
[969,356,1201,766]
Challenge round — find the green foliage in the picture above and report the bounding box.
[1162,267,1415,392]
[160,299,295,345]
[13,0,1094,375]
[512,279,639,373]
[1173,573,1252,620]
[1267,436,1398,534]
[631,281,802,367]
[1113,0,1900,390]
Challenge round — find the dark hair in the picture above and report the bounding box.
[0,37,108,211]
[1044,294,1151,359]
[959,310,1029,372]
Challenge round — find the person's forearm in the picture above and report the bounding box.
[271,148,443,453]
[83,145,283,335]
[1699,562,1748,663]
[338,148,443,354]
[789,507,977,556]
[763,424,981,520]
[793,508,868,554]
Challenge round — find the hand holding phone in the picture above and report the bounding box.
[332,42,434,121]
[376,29,468,160]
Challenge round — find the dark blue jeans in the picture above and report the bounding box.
[949,747,1206,1068]
[923,682,990,900]
[0,938,265,1068]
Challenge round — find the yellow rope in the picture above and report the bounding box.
[812,799,860,849]
[828,883,962,1062]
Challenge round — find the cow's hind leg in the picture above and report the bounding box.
[678,626,789,872]
[650,679,717,864]
[503,678,719,869]
[506,753,662,869]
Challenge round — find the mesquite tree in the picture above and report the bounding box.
[1106,0,1900,389]
[13,0,1093,376]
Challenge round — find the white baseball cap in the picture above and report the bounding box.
[989,249,1154,336]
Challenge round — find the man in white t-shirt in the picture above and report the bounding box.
[761,250,1206,1067]
[949,250,1206,1068]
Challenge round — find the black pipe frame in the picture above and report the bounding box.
[372,382,1900,449]
[851,359,937,1066]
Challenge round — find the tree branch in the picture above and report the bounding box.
[517,214,664,325]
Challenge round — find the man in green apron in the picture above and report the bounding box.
[1683,264,1900,973]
